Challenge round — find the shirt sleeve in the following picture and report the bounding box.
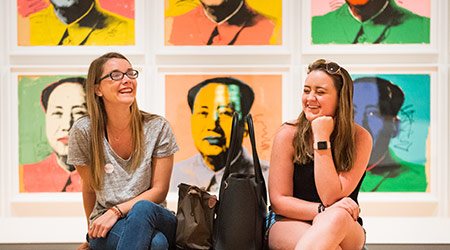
[152,117,179,158]
[67,118,91,166]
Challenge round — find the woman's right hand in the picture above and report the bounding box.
[311,116,334,141]
[77,241,90,250]
[328,197,360,221]
[88,209,119,239]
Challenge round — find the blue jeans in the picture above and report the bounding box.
[89,200,177,250]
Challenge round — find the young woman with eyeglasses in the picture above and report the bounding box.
[68,52,179,250]
[266,59,372,250]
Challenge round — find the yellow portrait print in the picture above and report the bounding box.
[17,0,135,46]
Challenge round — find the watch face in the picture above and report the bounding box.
[317,141,328,150]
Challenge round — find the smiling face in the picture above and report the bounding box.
[191,83,240,158]
[95,58,137,107]
[302,70,339,121]
[46,83,87,157]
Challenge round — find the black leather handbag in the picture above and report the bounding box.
[213,113,268,250]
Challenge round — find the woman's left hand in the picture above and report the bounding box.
[328,197,360,221]
[88,209,119,239]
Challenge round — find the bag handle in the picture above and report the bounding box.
[246,114,267,204]
[222,112,243,182]
[221,112,267,204]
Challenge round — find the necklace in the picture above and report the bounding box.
[107,123,130,142]
[203,0,244,25]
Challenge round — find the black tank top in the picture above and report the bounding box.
[293,160,365,225]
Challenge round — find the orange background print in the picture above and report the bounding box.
[164,0,282,45]
[165,74,282,163]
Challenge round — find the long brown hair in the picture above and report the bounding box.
[292,59,355,172]
[85,52,154,190]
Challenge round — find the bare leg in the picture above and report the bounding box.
[268,219,311,250]
[295,207,365,250]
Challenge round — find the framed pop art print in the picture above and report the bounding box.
[160,69,285,199]
[303,0,436,54]
[17,0,136,46]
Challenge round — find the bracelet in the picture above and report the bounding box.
[318,203,326,213]
[108,206,124,218]
[114,205,124,218]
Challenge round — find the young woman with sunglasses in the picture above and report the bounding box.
[68,52,179,250]
[266,59,372,250]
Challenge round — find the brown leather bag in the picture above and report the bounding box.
[175,183,217,250]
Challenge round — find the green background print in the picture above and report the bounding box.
[18,75,85,164]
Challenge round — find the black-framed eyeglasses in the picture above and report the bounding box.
[100,69,139,81]
[324,62,341,75]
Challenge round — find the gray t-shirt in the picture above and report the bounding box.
[67,115,179,223]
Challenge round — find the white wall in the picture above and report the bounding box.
[1,0,449,244]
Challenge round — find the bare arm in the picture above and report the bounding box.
[75,165,96,229]
[313,119,372,206]
[268,124,321,221]
[75,164,100,246]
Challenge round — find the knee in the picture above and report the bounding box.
[133,200,156,210]
[150,231,169,250]
[321,207,354,228]
[131,200,156,212]
[128,200,158,219]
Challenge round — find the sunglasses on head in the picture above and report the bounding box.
[324,62,341,75]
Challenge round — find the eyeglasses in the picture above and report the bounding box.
[324,62,341,75]
[100,69,139,81]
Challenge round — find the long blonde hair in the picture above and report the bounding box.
[85,52,155,190]
[292,59,355,172]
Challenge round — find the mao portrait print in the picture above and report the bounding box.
[19,75,87,192]
[165,74,282,193]
[164,0,282,46]
[17,0,135,46]
[311,0,430,44]
[352,74,430,192]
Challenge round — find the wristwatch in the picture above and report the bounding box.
[314,141,331,150]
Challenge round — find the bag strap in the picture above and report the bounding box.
[220,112,267,204]
[246,114,267,204]
[222,112,243,183]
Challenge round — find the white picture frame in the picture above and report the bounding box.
[6,68,91,217]
[154,0,291,57]
[9,0,145,58]
[156,65,291,209]
[301,0,439,56]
